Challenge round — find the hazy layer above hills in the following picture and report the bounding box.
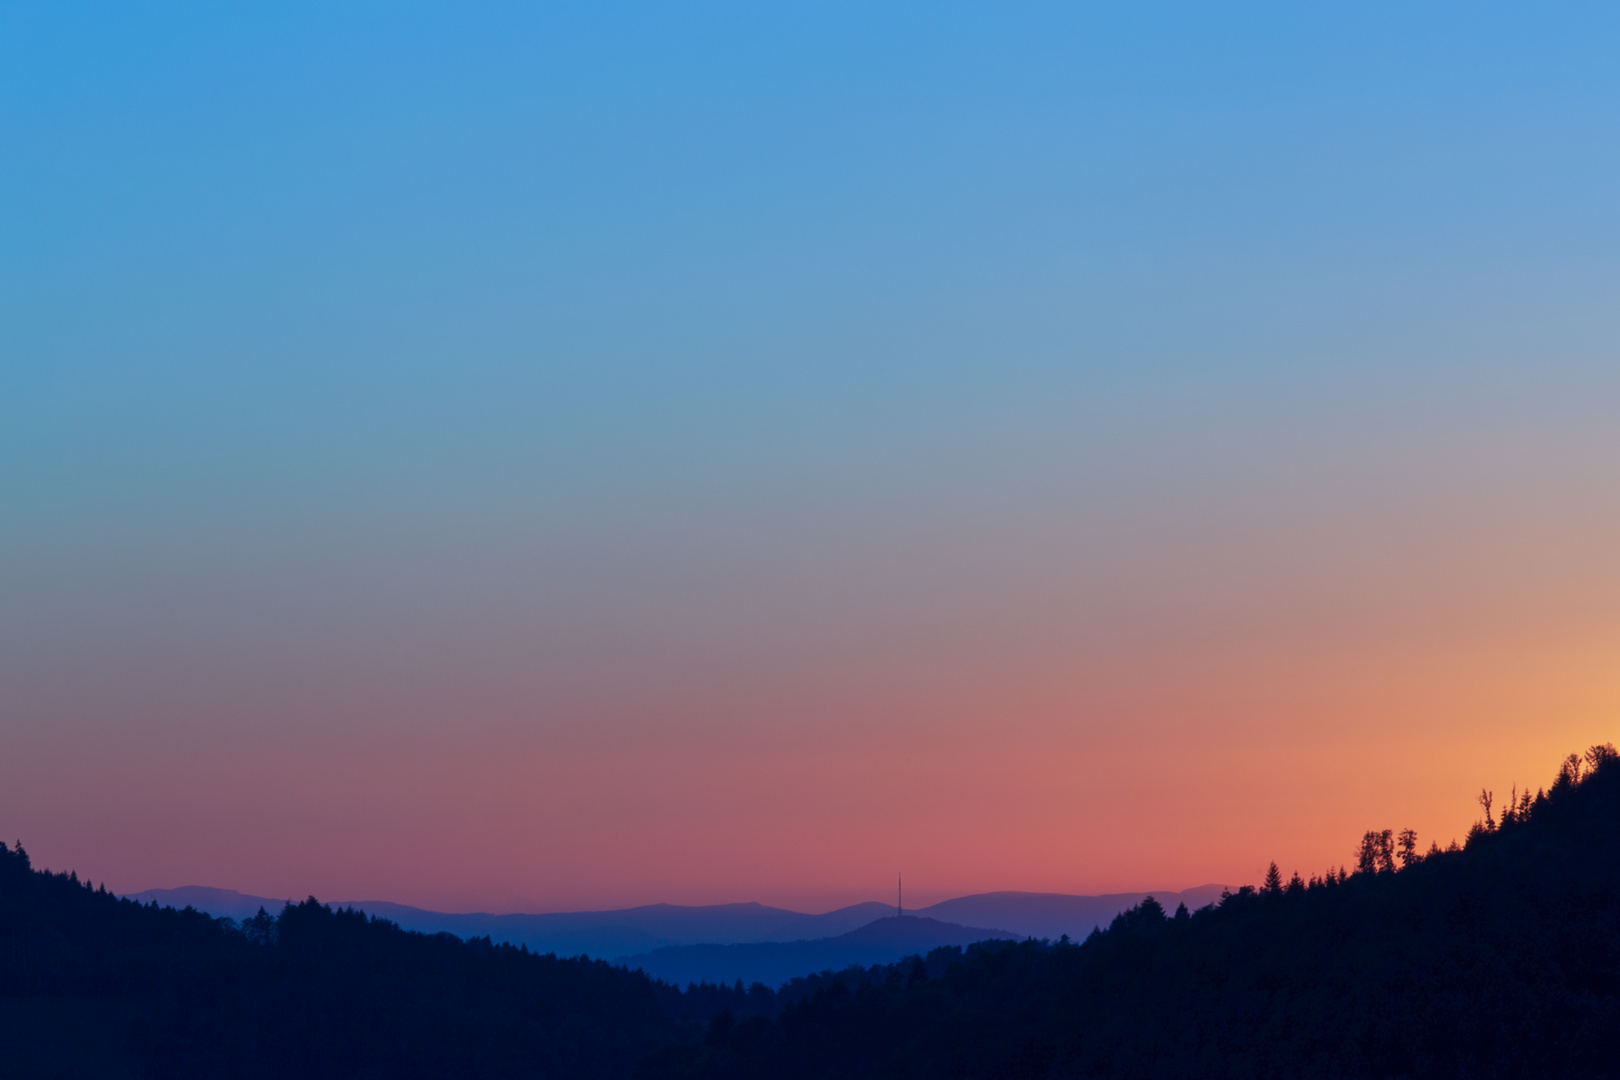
[123,884,1227,979]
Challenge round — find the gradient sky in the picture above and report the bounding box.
[4,2,1619,914]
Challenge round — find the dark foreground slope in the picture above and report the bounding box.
[0,853,678,1079]
[644,747,1620,1080]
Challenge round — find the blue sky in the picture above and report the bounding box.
[4,3,1620,909]
[7,3,1619,517]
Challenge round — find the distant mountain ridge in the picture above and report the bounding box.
[122,889,901,959]
[921,886,1229,941]
[124,884,1227,974]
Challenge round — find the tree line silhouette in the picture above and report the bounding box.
[645,743,1620,1079]
[2,744,1617,1077]
[0,847,682,1078]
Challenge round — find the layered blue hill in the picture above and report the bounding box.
[617,915,1017,988]
[122,887,897,958]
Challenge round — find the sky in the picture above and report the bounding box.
[3,2,1619,914]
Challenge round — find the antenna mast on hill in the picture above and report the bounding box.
[898,872,903,918]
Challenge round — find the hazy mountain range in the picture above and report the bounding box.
[123,884,1226,986]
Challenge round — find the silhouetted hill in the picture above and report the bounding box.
[0,858,682,1079]
[620,916,1018,988]
[643,744,1620,1079]
[122,885,294,921]
[342,900,811,958]
[119,890,1225,965]
[119,892,829,957]
[914,886,1228,941]
[738,902,895,942]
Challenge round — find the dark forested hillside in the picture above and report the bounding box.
[0,848,678,1079]
[643,745,1620,1080]
[4,746,1618,1079]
